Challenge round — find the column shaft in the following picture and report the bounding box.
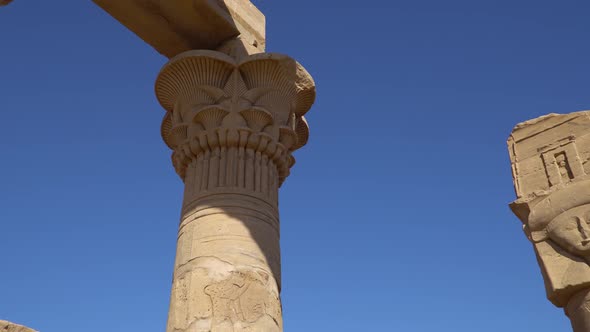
[167,191,282,331]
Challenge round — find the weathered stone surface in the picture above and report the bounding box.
[0,320,36,332]
[93,0,265,58]
[566,289,590,331]
[509,111,590,331]
[156,50,315,332]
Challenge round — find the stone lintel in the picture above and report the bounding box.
[93,0,266,58]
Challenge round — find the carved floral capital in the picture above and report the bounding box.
[155,50,315,185]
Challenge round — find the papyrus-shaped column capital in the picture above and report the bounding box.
[155,50,316,186]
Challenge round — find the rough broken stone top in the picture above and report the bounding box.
[509,111,590,204]
[93,0,265,58]
[0,321,36,332]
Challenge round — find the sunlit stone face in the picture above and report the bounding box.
[547,205,590,257]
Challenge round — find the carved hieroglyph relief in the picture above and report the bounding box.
[204,270,282,331]
[157,50,315,332]
[167,257,282,332]
[509,112,590,309]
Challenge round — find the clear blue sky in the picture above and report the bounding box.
[1,1,589,331]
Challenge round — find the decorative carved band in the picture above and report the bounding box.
[177,128,283,206]
[155,50,315,187]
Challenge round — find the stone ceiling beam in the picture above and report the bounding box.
[92,0,265,58]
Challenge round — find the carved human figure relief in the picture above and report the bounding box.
[546,205,590,258]
[555,152,575,183]
[539,139,585,188]
[546,204,590,259]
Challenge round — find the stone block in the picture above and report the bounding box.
[93,0,265,58]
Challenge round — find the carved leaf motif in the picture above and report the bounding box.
[223,69,249,105]
[240,108,273,132]
[155,51,315,183]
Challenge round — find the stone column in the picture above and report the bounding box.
[155,50,315,332]
[509,111,590,332]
